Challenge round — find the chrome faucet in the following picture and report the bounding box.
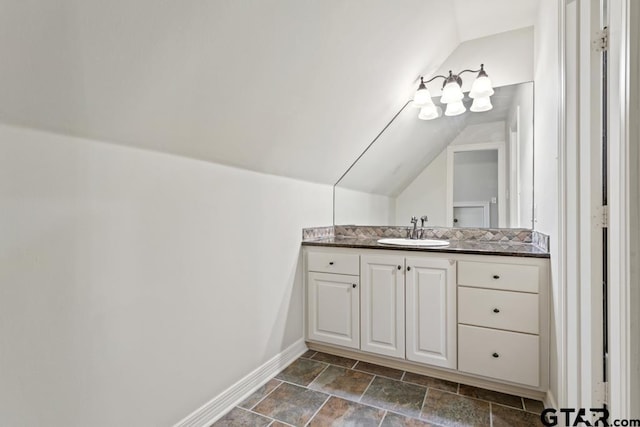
[407,216,428,239]
[408,216,419,239]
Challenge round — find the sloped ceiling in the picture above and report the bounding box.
[452,0,539,42]
[0,0,459,184]
[0,1,537,184]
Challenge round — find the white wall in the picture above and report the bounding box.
[395,121,505,226]
[334,187,395,225]
[395,150,448,227]
[431,26,534,96]
[0,123,332,427]
[533,0,561,406]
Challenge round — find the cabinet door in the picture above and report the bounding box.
[360,255,405,358]
[405,257,457,368]
[307,272,360,349]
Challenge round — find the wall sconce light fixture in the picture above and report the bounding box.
[413,64,494,120]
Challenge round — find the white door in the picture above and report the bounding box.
[405,257,457,368]
[360,254,405,358]
[453,206,487,228]
[307,272,360,349]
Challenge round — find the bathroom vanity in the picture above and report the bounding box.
[301,231,550,399]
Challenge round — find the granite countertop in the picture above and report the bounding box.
[302,236,550,258]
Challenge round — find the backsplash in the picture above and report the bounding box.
[302,226,335,240]
[334,225,534,242]
[303,225,550,251]
[532,230,550,252]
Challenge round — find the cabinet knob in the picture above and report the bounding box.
[352,283,357,288]
[397,265,402,270]
[492,352,500,358]
[492,275,500,279]
[493,308,500,313]
[407,266,411,271]
[329,261,334,265]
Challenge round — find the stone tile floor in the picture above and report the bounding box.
[213,350,545,427]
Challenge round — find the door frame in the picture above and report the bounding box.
[607,0,634,418]
[446,142,506,228]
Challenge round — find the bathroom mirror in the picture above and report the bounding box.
[333,81,534,229]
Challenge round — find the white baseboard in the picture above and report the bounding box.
[174,339,307,427]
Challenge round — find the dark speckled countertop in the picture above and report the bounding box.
[302,236,550,258]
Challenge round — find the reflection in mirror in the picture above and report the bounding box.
[334,82,534,229]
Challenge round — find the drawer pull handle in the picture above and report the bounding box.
[492,275,500,279]
[407,266,411,271]
[397,265,402,270]
[329,262,334,265]
[352,284,357,288]
[493,308,500,313]
[492,353,500,358]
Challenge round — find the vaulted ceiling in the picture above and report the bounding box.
[0,0,537,184]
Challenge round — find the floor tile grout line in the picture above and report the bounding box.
[400,379,460,394]
[357,375,378,403]
[419,387,430,419]
[350,367,404,381]
[491,400,538,413]
[245,380,285,411]
[303,394,332,427]
[305,362,332,390]
[376,410,388,427]
[489,402,494,427]
[238,406,279,426]
[432,386,528,412]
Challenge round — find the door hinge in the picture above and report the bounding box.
[596,205,609,228]
[594,381,609,405]
[593,27,609,52]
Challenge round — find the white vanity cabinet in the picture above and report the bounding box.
[360,254,405,358]
[304,246,549,394]
[457,260,548,388]
[307,251,360,349]
[359,254,456,364]
[405,257,457,369]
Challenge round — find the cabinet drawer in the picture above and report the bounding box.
[307,251,359,275]
[458,287,539,334]
[457,261,539,293]
[458,325,539,387]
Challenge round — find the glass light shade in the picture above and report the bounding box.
[470,96,493,112]
[418,104,439,120]
[469,76,494,98]
[440,81,464,104]
[413,86,434,108]
[444,100,466,116]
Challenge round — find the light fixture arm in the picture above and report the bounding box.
[418,64,485,89]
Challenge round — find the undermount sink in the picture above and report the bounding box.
[377,238,450,247]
